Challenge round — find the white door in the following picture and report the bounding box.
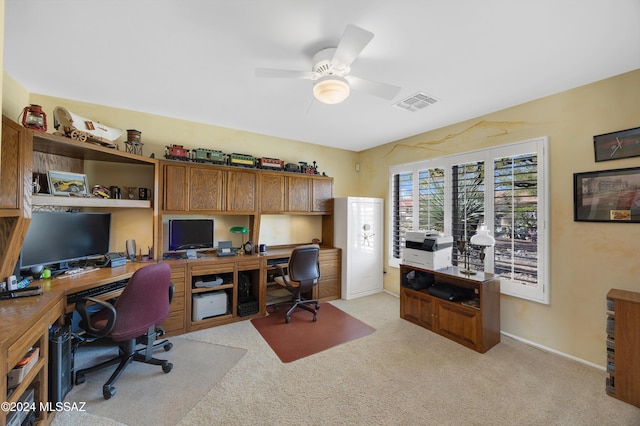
[346,198,383,298]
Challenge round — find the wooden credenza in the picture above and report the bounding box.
[606,288,640,407]
[400,264,500,353]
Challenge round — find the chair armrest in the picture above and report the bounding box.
[273,264,288,283]
[76,297,117,339]
[274,264,286,276]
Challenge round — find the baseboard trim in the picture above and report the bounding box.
[384,289,399,298]
[501,331,605,371]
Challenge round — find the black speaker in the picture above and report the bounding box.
[238,272,252,303]
[49,325,73,404]
[126,239,136,261]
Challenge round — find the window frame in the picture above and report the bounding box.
[388,136,549,304]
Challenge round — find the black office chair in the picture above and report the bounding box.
[74,262,174,400]
[273,244,321,323]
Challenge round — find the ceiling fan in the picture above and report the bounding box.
[255,24,401,105]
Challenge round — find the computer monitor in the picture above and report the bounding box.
[20,211,111,273]
[168,219,214,252]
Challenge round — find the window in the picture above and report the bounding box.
[391,172,413,260]
[389,137,549,304]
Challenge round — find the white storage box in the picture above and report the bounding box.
[192,292,227,321]
[7,347,39,389]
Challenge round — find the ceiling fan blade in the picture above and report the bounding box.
[346,76,401,100]
[255,68,313,79]
[331,24,374,68]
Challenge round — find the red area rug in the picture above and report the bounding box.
[251,303,376,363]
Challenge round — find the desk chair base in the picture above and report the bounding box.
[273,295,320,323]
[75,326,173,400]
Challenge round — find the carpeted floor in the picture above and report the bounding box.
[55,337,246,426]
[53,293,640,425]
[251,302,376,362]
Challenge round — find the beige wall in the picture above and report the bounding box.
[358,68,640,366]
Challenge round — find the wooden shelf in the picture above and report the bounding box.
[191,283,233,294]
[32,131,156,165]
[32,194,151,208]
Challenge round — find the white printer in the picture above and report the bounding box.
[402,231,454,270]
[192,292,228,321]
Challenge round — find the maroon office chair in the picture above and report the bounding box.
[273,244,321,323]
[75,262,174,400]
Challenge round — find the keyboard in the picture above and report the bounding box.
[266,257,289,266]
[66,280,128,305]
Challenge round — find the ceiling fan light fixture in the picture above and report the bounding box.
[313,75,350,104]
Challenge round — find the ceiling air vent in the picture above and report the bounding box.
[393,92,438,112]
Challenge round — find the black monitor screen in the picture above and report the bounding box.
[168,219,214,251]
[20,212,111,271]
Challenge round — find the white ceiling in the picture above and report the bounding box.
[4,1,640,152]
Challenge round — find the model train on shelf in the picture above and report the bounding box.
[163,144,321,174]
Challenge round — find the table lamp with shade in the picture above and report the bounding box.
[470,223,495,270]
[230,226,253,254]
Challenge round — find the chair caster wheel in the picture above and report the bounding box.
[315,303,320,310]
[164,342,173,351]
[313,315,317,322]
[162,361,173,373]
[75,374,85,385]
[103,385,116,400]
[285,316,291,323]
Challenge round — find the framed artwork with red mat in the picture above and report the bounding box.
[251,303,376,363]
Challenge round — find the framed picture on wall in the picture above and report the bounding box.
[593,126,640,162]
[47,170,89,196]
[574,167,640,222]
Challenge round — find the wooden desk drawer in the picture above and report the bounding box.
[169,295,185,313]
[237,259,260,270]
[319,259,339,278]
[171,278,185,294]
[191,263,234,276]
[163,312,185,335]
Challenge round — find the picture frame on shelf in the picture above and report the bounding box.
[593,126,640,162]
[574,167,640,222]
[47,170,89,196]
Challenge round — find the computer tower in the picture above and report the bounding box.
[49,325,73,403]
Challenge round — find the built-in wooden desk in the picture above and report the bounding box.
[0,289,65,425]
[161,246,341,333]
[36,262,151,313]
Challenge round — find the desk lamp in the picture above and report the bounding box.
[230,226,249,253]
[470,224,495,271]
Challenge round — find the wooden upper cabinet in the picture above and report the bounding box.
[163,163,224,212]
[287,176,310,212]
[311,178,333,213]
[189,166,224,211]
[227,169,257,213]
[0,117,31,214]
[260,173,286,213]
[260,173,333,214]
[163,164,187,211]
[162,160,333,215]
